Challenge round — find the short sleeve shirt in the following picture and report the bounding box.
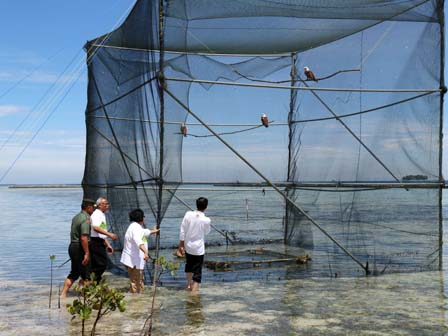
[90,209,107,239]
[70,211,91,243]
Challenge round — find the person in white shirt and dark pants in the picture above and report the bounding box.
[90,197,118,283]
[177,197,211,292]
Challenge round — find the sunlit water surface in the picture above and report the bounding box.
[1,186,448,335]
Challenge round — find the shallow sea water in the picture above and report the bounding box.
[1,271,448,335]
[1,186,448,335]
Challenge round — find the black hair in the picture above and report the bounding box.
[196,197,208,211]
[81,198,95,210]
[129,208,145,222]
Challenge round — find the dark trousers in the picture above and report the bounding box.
[67,242,89,281]
[90,237,108,282]
[185,252,204,283]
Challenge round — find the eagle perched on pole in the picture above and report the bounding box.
[261,113,269,127]
[180,123,187,137]
[304,66,317,81]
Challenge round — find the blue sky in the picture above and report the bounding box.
[0,0,135,184]
[0,1,446,184]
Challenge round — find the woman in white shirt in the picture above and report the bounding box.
[120,209,159,293]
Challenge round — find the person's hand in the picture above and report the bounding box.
[109,233,118,240]
[106,245,113,254]
[152,227,160,235]
[143,253,150,261]
[82,253,90,266]
[176,247,184,257]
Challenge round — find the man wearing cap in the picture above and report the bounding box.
[60,198,95,298]
[89,197,118,282]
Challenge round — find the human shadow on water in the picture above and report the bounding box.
[185,293,205,327]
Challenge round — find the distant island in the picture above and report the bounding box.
[8,184,81,189]
[402,175,428,181]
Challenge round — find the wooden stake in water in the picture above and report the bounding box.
[245,199,249,220]
[49,255,55,309]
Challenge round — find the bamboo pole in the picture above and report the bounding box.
[285,52,298,244]
[166,77,440,93]
[437,0,446,271]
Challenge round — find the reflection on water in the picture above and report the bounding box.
[185,293,205,327]
[1,186,448,335]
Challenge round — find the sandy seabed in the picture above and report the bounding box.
[1,270,448,336]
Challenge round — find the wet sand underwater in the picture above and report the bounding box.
[1,270,448,335]
[1,186,448,335]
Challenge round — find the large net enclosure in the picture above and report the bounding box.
[82,0,445,281]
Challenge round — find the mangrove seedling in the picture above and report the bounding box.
[142,256,180,336]
[154,256,180,284]
[49,254,55,309]
[66,275,126,336]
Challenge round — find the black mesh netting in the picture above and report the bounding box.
[81,0,444,279]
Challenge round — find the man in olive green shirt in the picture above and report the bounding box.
[60,198,95,298]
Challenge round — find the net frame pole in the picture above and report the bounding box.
[284,52,298,244]
[438,0,445,271]
[164,87,370,275]
[145,1,166,335]
[166,77,440,93]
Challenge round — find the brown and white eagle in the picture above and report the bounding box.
[180,123,187,137]
[261,113,269,127]
[304,66,317,82]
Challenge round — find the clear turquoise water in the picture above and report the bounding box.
[1,186,448,335]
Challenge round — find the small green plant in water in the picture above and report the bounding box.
[66,275,126,336]
[49,255,55,309]
[142,256,180,336]
[154,256,180,283]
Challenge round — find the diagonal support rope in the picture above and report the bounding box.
[164,87,370,275]
[299,78,403,185]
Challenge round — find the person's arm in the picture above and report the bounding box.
[177,214,187,256]
[92,226,118,240]
[139,244,150,261]
[150,227,160,235]
[80,234,90,265]
[204,217,211,235]
[177,240,185,257]
[143,227,160,237]
[104,239,113,254]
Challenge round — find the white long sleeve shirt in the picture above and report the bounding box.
[179,210,211,256]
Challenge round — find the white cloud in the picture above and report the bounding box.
[0,105,28,117]
[39,136,85,149]
[0,51,45,66]
[0,144,85,184]
[0,69,85,85]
